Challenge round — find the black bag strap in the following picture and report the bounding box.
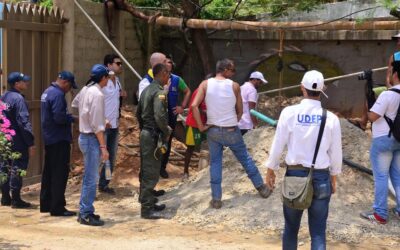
[311,109,327,170]
[384,88,400,137]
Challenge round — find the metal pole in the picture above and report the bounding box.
[73,0,142,80]
[259,66,388,95]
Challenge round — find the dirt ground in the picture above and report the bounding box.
[1,103,400,249]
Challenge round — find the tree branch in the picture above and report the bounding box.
[231,0,243,19]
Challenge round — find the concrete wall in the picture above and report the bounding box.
[53,0,146,101]
[160,29,397,117]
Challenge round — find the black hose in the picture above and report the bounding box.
[342,158,373,175]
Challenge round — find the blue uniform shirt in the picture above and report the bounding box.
[40,83,74,145]
[0,88,34,151]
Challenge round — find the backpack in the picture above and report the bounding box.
[384,88,400,141]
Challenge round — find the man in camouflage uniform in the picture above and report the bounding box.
[136,63,172,219]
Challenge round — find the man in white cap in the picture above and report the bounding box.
[238,71,268,135]
[265,70,342,249]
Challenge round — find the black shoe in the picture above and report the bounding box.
[257,184,272,199]
[153,189,166,197]
[11,199,31,209]
[1,196,11,206]
[99,186,116,195]
[141,209,164,220]
[153,204,166,211]
[210,199,222,209]
[160,169,169,179]
[51,209,77,217]
[40,207,50,213]
[77,214,104,226]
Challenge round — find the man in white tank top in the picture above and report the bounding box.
[191,59,272,209]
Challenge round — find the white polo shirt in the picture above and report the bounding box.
[238,82,258,130]
[370,85,400,138]
[265,99,342,175]
[102,77,121,128]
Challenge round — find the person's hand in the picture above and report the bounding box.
[120,90,127,98]
[29,146,36,157]
[100,148,109,162]
[105,120,111,129]
[173,106,184,115]
[265,168,276,190]
[199,125,210,132]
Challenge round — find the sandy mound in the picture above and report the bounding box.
[162,118,399,243]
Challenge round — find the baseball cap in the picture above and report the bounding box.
[250,71,268,84]
[301,70,328,98]
[392,32,400,40]
[91,64,110,81]
[8,72,31,85]
[58,71,78,89]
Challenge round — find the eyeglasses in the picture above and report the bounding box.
[114,62,122,66]
[227,68,236,73]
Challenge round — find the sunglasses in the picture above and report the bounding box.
[114,62,122,66]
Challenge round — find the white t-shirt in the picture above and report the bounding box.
[238,82,258,130]
[102,77,121,128]
[265,99,342,175]
[370,85,400,138]
[205,78,238,127]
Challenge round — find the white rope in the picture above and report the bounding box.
[74,0,142,80]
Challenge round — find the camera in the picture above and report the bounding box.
[358,69,372,81]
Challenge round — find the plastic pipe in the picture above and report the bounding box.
[250,109,277,126]
[343,158,396,198]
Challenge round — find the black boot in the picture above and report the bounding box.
[1,193,11,206]
[141,208,164,220]
[11,191,31,209]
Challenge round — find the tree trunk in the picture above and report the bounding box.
[182,0,215,76]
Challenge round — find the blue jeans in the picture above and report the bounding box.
[207,126,264,200]
[99,128,119,189]
[370,135,400,220]
[283,169,332,250]
[78,134,101,217]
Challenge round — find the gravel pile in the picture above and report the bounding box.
[162,98,400,243]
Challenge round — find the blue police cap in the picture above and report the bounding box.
[8,72,31,85]
[91,64,109,81]
[58,71,78,89]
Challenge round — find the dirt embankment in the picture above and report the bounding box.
[2,98,399,249]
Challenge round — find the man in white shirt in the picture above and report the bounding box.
[238,71,268,135]
[98,54,127,194]
[72,64,110,227]
[265,70,342,249]
[360,60,400,224]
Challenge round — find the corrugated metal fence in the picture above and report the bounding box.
[0,2,64,184]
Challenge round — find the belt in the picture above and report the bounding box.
[209,125,237,129]
[287,164,329,172]
[80,132,95,135]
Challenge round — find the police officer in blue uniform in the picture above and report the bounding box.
[40,71,78,216]
[1,72,35,208]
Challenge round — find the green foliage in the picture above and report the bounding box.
[0,101,21,186]
[38,0,53,9]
